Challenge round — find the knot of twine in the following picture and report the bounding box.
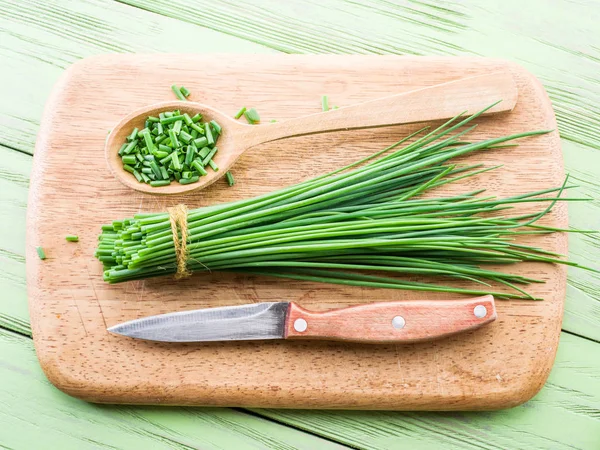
[167,204,191,279]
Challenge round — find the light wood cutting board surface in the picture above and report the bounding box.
[27,55,565,410]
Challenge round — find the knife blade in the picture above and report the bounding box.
[108,295,496,344]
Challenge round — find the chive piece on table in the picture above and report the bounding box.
[150,180,171,187]
[244,108,260,124]
[225,171,235,186]
[322,95,329,111]
[171,85,186,101]
[65,235,79,242]
[234,107,247,119]
[36,246,46,260]
[180,86,191,97]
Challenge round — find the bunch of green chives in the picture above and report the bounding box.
[118,109,221,187]
[97,105,596,299]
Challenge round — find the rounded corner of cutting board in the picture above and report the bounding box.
[28,54,567,409]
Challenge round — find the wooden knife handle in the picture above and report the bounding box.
[284,295,496,343]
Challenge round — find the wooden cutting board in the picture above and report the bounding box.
[27,55,566,410]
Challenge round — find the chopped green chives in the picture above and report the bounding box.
[160,115,184,125]
[122,155,137,165]
[208,160,219,171]
[193,136,208,148]
[171,85,186,101]
[185,145,195,166]
[322,95,329,111]
[36,246,46,260]
[191,160,207,175]
[190,123,204,134]
[179,175,200,185]
[159,166,169,180]
[234,107,247,119]
[65,235,79,242]
[204,123,214,146]
[150,180,171,187]
[244,108,260,124]
[118,87,220,187]
[198,147,211,158]
[179,130,192,143]
[225,171,235,186]
[171,152,182,171]
[202,147,218,165]
[210,120,222,135]
[127,128,138,141]
[123,140,137,154]
[180,86,191,97]
[173,120,183,134]
[168,129,180,148]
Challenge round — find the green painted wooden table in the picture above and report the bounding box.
[1,1,599,448]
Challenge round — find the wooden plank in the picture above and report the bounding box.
[0,145,30,336]
[0,0,274,153]
[28,54,568,409]
[0,0,598,344]
[254,332,600,449]
[0,328,347,450]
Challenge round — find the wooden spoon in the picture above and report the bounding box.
[106,72,517,195]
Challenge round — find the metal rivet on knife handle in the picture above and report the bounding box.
[293,318,308,332]
[473,305,488,318]
[392,315,406,329]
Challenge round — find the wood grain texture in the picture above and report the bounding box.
[28,54,566,409]
[0,0,597,344]
[107,72,516,194]
[0,328,347,450]
[285,296,496,343]
[254,332,600,449]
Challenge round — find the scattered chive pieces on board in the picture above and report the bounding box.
[36,247,46,260]
[65,235,79,242]
[171,85,186,101]
[96,103,597,296]
[180,86,191,98]
[244,108,260,124]
[225,171,235,186]
[270,119,277,123]
[234,107,247,119]
[322,95,329,111]
[333,105,339,110]
[118,87,221,187]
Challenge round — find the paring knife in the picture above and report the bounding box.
[108,295,496,344]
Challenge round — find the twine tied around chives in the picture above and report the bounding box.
[167,204,191,279]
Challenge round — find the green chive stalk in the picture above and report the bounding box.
[96,107,596,299]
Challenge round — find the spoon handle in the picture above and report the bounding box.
[240,72,517,149]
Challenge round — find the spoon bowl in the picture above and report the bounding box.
[106,72,518,194]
